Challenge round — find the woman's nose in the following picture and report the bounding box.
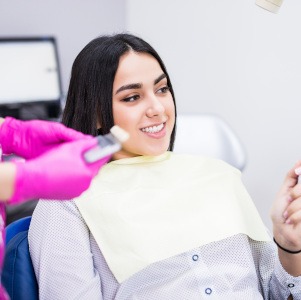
[146,94,165,118]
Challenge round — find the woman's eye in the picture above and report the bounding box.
[122,95,140,102]
[157,86,170,94]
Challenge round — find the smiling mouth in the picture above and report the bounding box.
[141,123,165,133]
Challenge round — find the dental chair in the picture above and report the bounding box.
[2,216,38,300]
[173,114,247,171]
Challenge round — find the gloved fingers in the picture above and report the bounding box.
[88,155,111,177]
[0,117,22,154]
[52,122,92,142]
[8,137,111,203]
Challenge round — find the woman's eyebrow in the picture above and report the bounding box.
[115,83,142,95]
[115,74,167,95]
[154,73,167,85]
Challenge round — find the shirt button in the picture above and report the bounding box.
[288,283,295,288]
[205,288,212,295]
[192,254,199,261]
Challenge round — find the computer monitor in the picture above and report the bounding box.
[0,36,62,120]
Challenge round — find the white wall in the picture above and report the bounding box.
[126,0,301,229]
[0,0,126,97]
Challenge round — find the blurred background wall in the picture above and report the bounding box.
[1,0,301,229]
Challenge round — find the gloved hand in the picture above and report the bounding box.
[8,138,110,204]
[0,117,88,159]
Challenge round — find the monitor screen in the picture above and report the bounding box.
[0,37,62,118]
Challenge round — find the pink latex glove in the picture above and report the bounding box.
[8,138,110,204]
[0,117,88,159]
[0,283,9,300]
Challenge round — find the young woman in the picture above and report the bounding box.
[0,117,109,299]
[29,33,301,299]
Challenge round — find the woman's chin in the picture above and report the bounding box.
[113,145,169,160]
[141,147,169,157]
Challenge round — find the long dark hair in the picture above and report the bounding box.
[62,33,177,150]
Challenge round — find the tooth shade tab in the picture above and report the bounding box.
[110,125,129,143]
[141,124,164,133]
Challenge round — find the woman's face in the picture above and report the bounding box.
[112,51,175,160]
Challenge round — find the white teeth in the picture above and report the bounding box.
[141,123,164,133]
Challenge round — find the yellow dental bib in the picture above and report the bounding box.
[75,152,270,283]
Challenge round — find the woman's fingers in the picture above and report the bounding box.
[284,197,301,224]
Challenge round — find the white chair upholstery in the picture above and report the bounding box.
[173,114,247,171]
